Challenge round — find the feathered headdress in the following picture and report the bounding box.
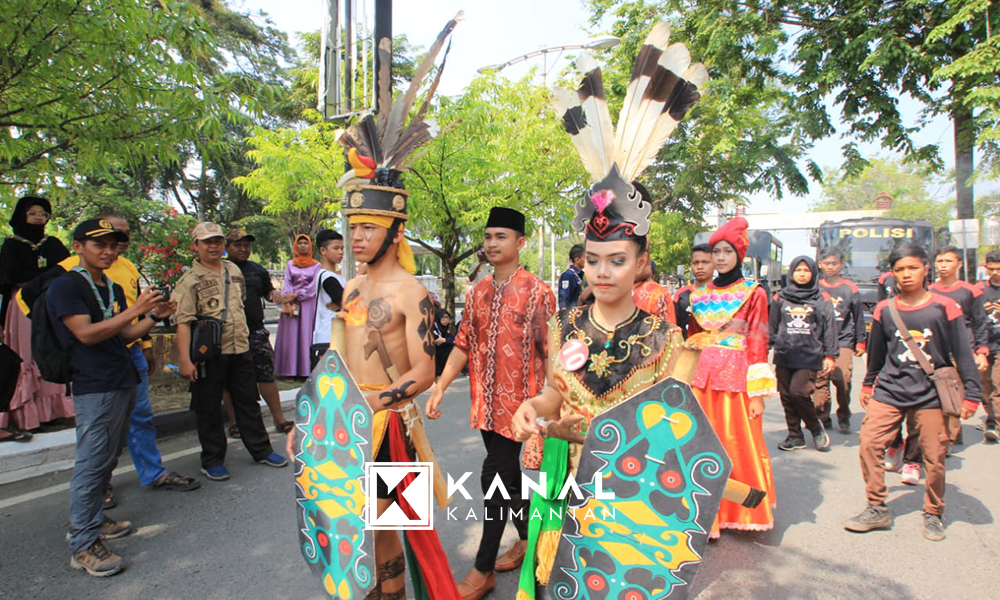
[335,12,463,221]
[554,23,708,242]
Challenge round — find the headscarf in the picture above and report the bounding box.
[780,255,821,304]
[347,215,417,275]
[291,233,318,268]
[710,217,749,288]
[9,196,51,243]
[711,241,742,288]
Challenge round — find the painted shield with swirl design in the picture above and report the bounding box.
[549,378,732,600]
[294,350,375,599]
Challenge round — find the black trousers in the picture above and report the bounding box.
[190,352,273,468]
[776,366,822,439]
[475,430,529,572]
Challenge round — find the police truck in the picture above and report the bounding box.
[814,217,936,318]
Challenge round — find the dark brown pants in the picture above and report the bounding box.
[859,399,949,515]
[776,366,821,439]
[979,354,1000,428]
[815,347,854,424]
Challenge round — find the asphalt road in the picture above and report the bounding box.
[1,365,999,599]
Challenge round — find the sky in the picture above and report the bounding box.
[240,0,993,259]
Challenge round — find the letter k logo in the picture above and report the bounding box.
[365,462,434,530]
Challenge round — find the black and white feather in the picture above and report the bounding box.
[553,22,708,184]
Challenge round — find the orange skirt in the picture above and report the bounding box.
[692,386,775,537]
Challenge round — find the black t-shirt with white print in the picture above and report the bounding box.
[979,281,1000,355]
[928,280,989,354]
[769,295,839,371]
[863,294,982,410]
[819,278,867,349]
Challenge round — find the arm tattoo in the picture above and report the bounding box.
[417,295,435,357]
[379,380,416,407]
[367,297,392,329]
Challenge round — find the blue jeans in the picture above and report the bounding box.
[127,345,167,486]
[68,388,136,552]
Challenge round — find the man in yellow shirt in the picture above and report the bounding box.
[18,214,199,499]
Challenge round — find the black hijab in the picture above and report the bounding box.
[780,255,821,304]
[712,241,743,287]
[9,196,51,243]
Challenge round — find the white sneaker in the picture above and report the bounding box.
[884,444,904,472]
[900,462,921,485]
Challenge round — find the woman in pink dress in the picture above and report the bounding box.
[0,196,73,436]
[273,233,321,377]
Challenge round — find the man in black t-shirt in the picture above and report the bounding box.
[977,250,1000,442]
[844,242,979,542]
[815,247,867,433]
[52,219,175,577]
[224,229,291,434]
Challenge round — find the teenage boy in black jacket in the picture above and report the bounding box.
[977,250,1000,442]
[844,242,980,542]
[770,256,838,452]
[816,247,867,433]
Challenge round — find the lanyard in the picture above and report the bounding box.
[72,266,116,320]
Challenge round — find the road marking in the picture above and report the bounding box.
[0,443,209,510]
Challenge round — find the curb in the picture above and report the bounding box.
[0,388,300,486]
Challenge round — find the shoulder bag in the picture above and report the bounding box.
[190,266,229,363]
[887,299,964,417]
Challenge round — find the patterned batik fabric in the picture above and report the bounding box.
[454,266,555,440]
[632,279,676,325]
[687,279,775,395]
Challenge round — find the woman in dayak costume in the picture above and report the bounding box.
[686,215,778,537]
[510,22,708,600]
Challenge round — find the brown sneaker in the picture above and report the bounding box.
[70,539,123,577]
[456,568,495,600]
[100,516,133,539]
[65,516,134,542]
[494,539,527,572]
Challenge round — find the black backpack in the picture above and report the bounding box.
[30,270,101,385]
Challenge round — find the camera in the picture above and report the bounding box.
[151,285,171,302]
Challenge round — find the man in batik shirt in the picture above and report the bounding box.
[426,207,555,600]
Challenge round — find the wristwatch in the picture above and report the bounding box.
[149,313,169,324]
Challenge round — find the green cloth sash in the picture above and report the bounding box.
[516,437,569,600]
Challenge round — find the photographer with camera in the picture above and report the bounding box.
[173,222,286,482]
[16,213,200,505]
[49,219,177,576]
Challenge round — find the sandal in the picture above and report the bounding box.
[151,471,201,492]
[0,427,32,442]
[228,425,241,439]
[275,420,294,434]
[103,484,118,510]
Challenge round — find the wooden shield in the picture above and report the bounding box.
[548,377,732,600]
[294,350,375,599]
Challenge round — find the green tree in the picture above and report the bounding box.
[590,0,1000,224]
[405,73,589,313]
[814,157,953,227]
[588,2,821,220]
[0,0,283,200]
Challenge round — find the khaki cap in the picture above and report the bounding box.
[225,228,255,243]
[192,222,225,241]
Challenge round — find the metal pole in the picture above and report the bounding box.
[374,0,392,112]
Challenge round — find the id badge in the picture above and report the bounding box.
[37,256,47,269]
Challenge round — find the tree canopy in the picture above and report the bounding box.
[589,0,1000,223]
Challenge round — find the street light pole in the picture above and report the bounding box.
[478,35,620,287]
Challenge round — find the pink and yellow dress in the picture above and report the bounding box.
[686,278,777,536]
